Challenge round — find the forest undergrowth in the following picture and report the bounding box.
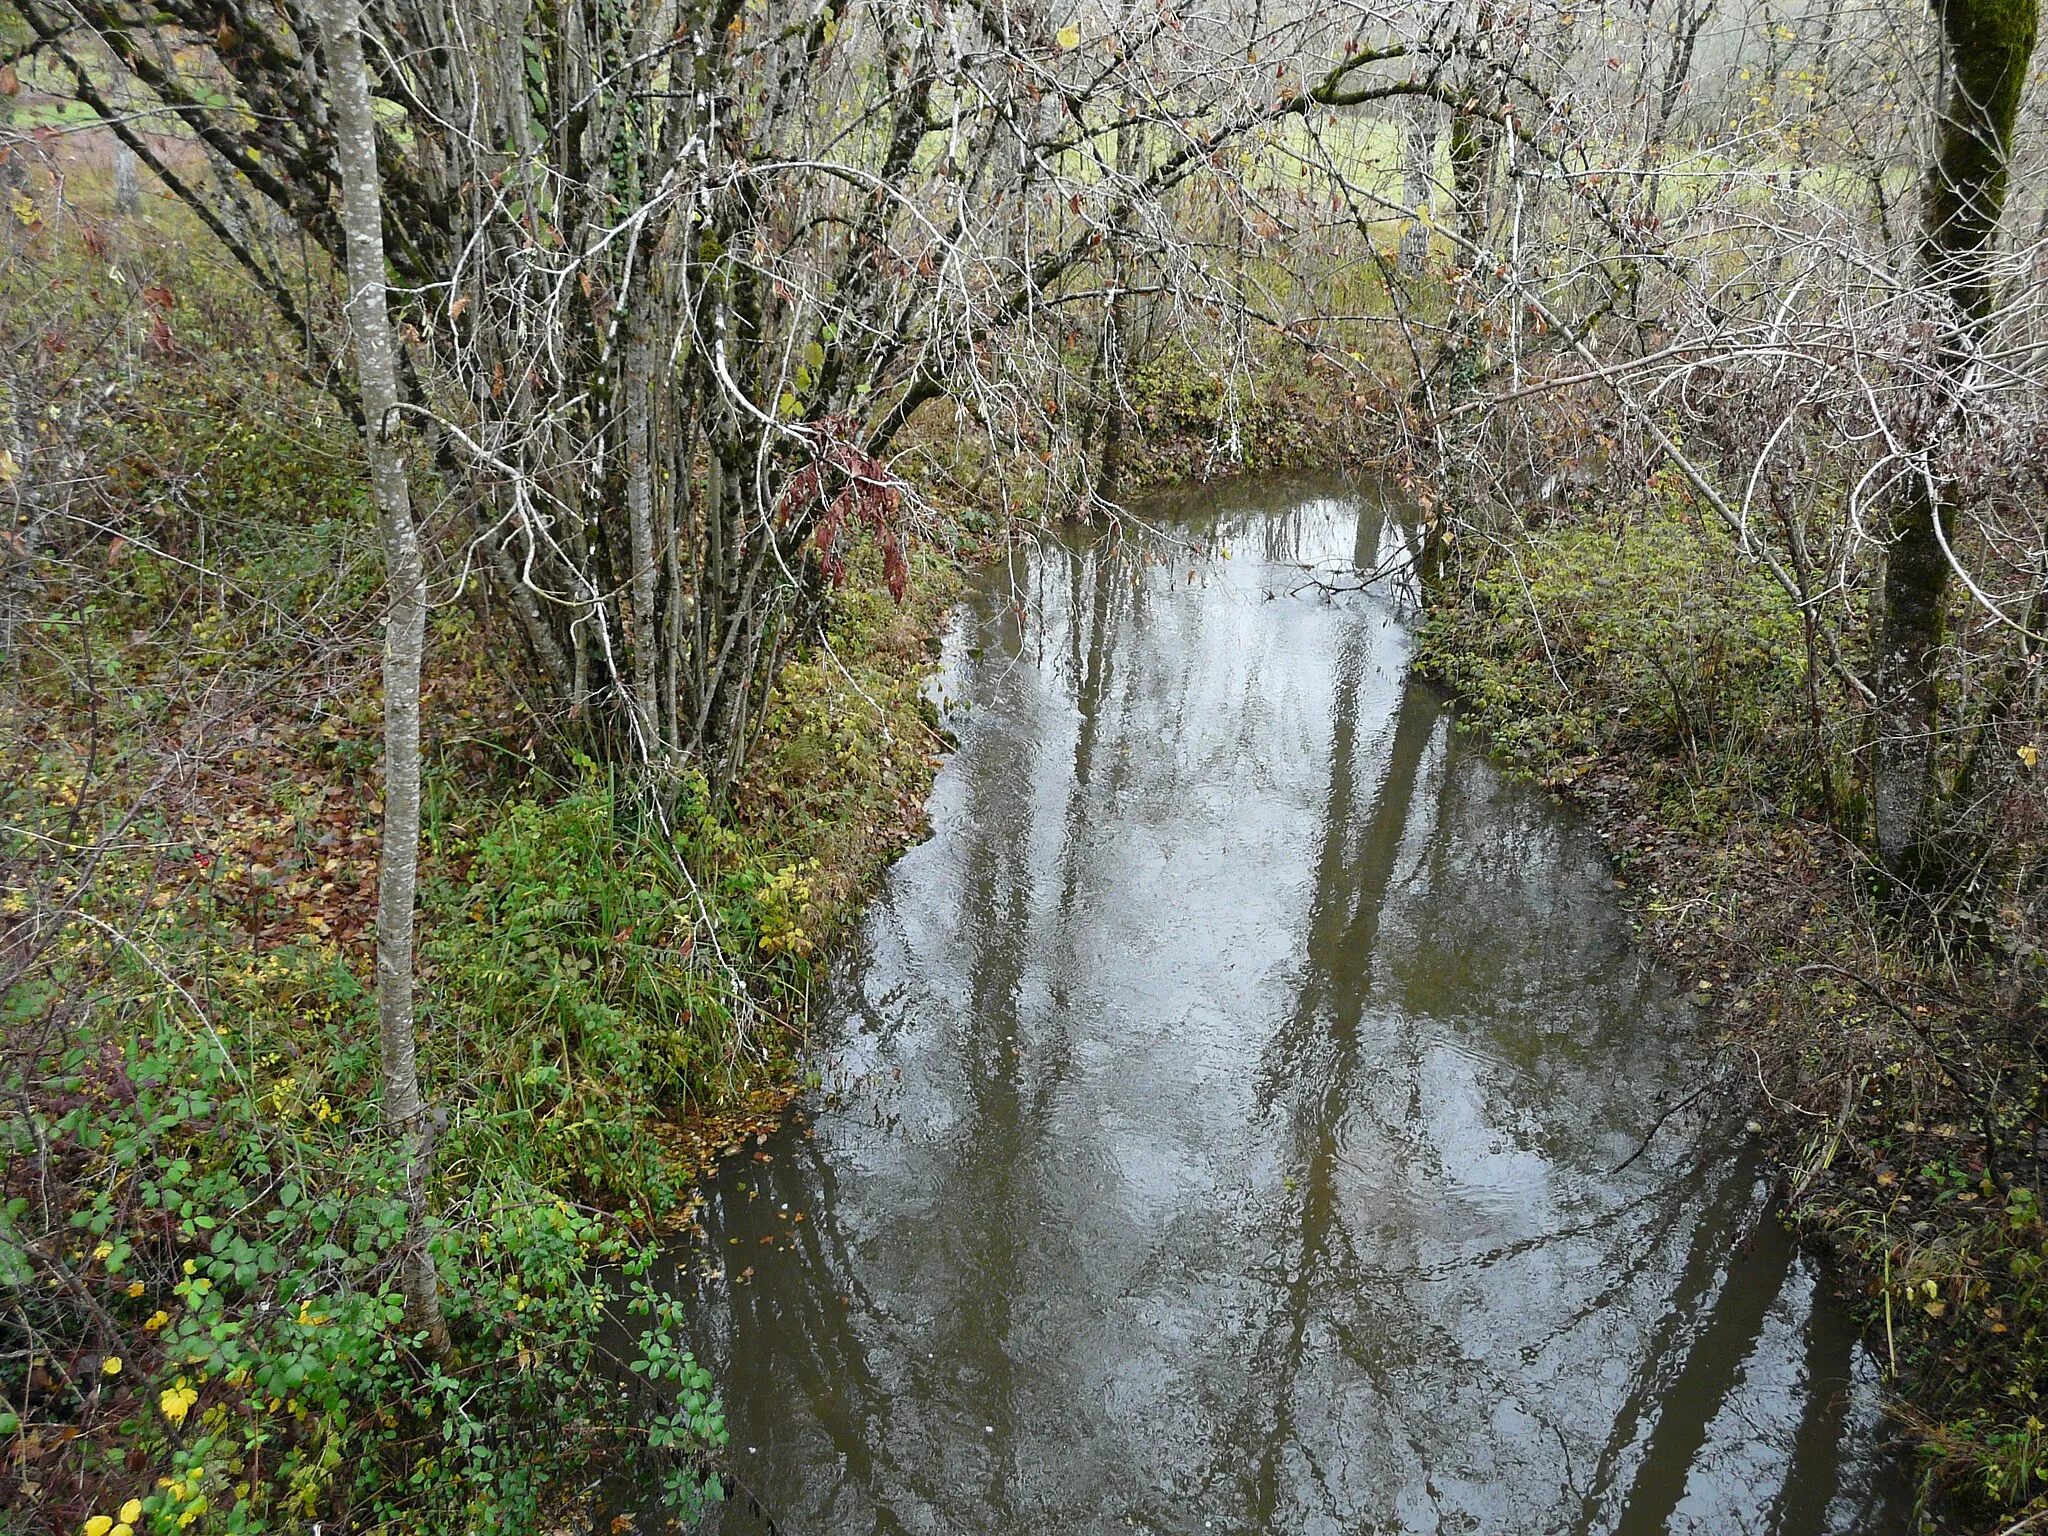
[0,196,977,1532]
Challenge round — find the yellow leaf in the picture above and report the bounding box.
[1056,23,1079,48]
[2020,743,2039,769]
[120,1503,142,1525]
[85,1518,114,1536]
[101,1356,122,1376]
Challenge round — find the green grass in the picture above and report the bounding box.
[1415,488,1821,823]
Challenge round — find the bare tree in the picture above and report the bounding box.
[6,0,1451,787]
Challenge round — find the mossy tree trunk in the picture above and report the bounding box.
[1448,1,1501,261]
[1447,111,1497,257]
[1872,0,2038,875]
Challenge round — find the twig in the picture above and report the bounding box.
[1749,1044,1826,1119]
[1609,1079,1714,1175]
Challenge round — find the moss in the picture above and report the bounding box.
[1924,0,2039,322]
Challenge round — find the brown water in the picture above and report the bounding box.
[656,480,1911,1534]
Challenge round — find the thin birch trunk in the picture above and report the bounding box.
[1098,107,1139,496]
[314,0,451,1358]
[112,140,139,214]
[107,52,140,214]
[623,289,662,761]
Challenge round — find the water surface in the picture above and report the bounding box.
[661,481,1909,1534]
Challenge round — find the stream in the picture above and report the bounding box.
[653,480,1913,1534]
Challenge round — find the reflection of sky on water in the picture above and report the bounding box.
[657,479,1908,1536]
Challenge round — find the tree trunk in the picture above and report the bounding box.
[1447,111,1496,257]
[1448,4,1501,262]
[108,55,140,214]
[112,140,138,215]
[623,286,663,764]
[314,0,450,1358]
[1399,100,1433,278]
[1098,110,1140,498]
[1653,0,1717,142]
[1872,0,2038,875]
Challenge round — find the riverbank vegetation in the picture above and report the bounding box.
[3,0,2046,1529]
[1388,1,2048,1522]
[0,205,966,1528]
[1416,469,2047,1529]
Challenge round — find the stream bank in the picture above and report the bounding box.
[1416,503,2048,1532]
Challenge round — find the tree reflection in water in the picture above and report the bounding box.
[639,480,1908,1536]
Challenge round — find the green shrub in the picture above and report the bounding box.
[422,765,806,1210]
[4,976,726,1535]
